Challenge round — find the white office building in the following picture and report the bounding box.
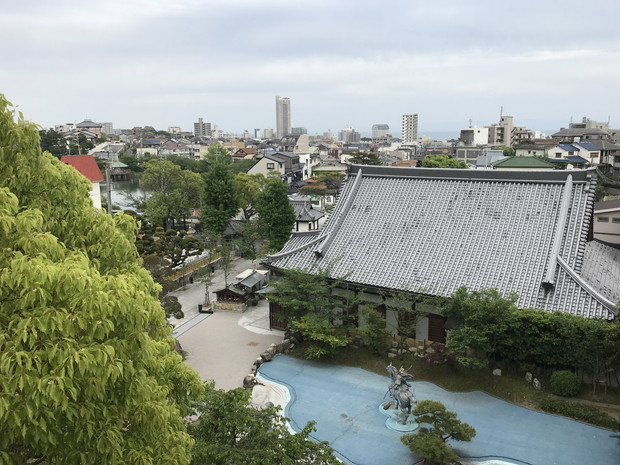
[402,114,419,144]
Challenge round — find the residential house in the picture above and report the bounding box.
[76,120,103,136]
[589,140,620,173]
[60,155,105,210]
[264,165,619,340]
[290,196,325,232]
[158,140,195,158]
[247,151,302,183]
[514,144,548,157]
[279,134,310,154]
[594,199,620,244]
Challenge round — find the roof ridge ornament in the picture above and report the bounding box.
[542,174,573,289]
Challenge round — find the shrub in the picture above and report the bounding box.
[539,398,620,430]
[550,370,581,397]
[361,307,390,355]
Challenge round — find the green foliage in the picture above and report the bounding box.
[550,370,581,397]
[205,143,232,164]
[347,151,382,165]
[202,160,240,237]
[443,287,519,368]
[256,177,295,251]
[235,172,265,221]
[291,314,350,358]
[495,146,516,156]
[538,398,620,430]
[156,229,204,268]
[361,305,390,355]
[166,154,209,173]
[444,288,620,380]
[189,382,340,465]
[141,160,203,229]
[595,178,606,202]
[39,128,65,158]
[421,155,468,168]
[401,430,459,465]
[401,400,476,465]
[0,95,202,465]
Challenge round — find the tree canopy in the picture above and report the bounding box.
[347,151,382,165]
[0,95,203,465]
[256,178,295,251]
[201,159,240,237]
[189,382,340,465]
[401,400,476,465]
[421,155,468,168]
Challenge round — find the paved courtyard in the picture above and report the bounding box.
[258,355,620,465]
[170,257,284,390]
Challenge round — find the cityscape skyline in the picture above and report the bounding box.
[2,1,619,136]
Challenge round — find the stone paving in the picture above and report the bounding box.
[170,257,284,390]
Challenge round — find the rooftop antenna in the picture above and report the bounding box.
[500,106,503,120]
[469,118,472,128]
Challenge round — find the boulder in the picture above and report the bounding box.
[525,372,533,383]
[533,378,541,390]
[388,352,397,358]
[243,374,256,389]
[492,368,502,377]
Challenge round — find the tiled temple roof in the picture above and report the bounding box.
[265,165,617,319]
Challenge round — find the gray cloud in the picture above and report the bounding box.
[1,0,619,135]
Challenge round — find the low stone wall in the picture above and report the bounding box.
[213,301,247,312]
[242,336,297,388]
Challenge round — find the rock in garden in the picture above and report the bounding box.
[492,368,502,376]
[533,378,541,390]
[525,372,533,383]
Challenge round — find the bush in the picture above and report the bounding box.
[539,398,620,430]
[550,370,581,397]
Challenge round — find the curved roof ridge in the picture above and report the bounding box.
[557,255,617,316]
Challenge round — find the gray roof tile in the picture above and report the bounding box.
[265,165,616,319]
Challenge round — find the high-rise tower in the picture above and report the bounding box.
[276,96,291,139]
[402,113,418,144]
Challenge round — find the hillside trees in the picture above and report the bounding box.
[0,95,203,465]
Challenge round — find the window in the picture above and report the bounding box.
[555,153,562,158]
[613,218,620,224]
[266,163,275,169]
[598,217,610,222]
[592,153,599,158]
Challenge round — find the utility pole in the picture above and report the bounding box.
[106,154,112,214]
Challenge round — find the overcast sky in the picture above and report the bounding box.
[2,0,619,137]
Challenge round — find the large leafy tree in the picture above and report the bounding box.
[0,95,203,465]
[422,155,468,168]
[256,178,295,251]
[442,287,519,368]
[202,159,239,238]
[189,382,340,465]
[401,400,476,465]
[141,160,203,230]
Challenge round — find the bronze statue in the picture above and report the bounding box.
[386,363,417,422]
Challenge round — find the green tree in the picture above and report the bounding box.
[443,287,519,368]
[495,146,516,156]
[421,155,468,168]
[347,151,382,165]
[401,400,476,465]
[38,128,65,158]
[256,178,295,251]
[189,382,339,465]
[202,160,240,238]
[141,160,203,230]
[267,267,356,358]
[235,172,265,221]
[0,95,203,465]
